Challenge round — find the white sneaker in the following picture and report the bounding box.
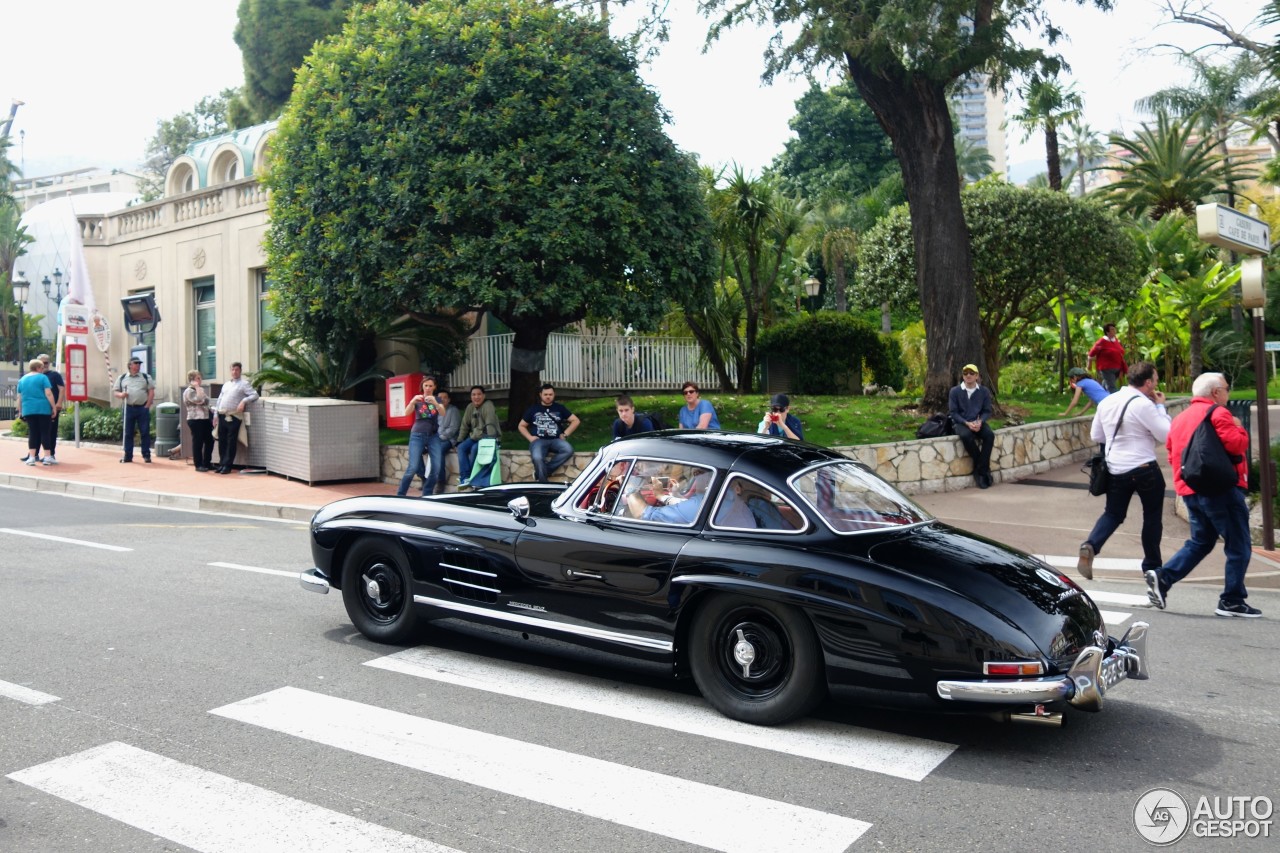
[42,456,57,465]
[25,458,36,466]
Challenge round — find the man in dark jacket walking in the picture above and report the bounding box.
[948,363,995,488]
[1146,373,1259,617]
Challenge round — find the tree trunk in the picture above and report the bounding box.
[683,310,736,392]
[1189,316,1204,378]
[1045,124,1062,191]
[833,255,847,313]
[880,301,891,334]
[846,59,983,410]
[503,318,566,429]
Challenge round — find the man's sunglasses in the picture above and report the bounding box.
[770,406,783,413]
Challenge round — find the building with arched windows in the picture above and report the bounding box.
[62,122,279,402]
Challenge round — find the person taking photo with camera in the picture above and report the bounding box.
[756,393,803,440]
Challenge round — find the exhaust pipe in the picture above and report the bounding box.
[991,704,1066,727]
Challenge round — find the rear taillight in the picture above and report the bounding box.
[983,661,1045,677]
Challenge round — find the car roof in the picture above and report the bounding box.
[605,430,850,478]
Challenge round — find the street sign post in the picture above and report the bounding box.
[1196,204,1271,256]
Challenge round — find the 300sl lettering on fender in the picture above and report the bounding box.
[300,431,1149,726]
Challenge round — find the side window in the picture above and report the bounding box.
[712,475,805,532]
[617,461,715,525]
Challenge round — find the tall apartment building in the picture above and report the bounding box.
[951,75,1007,178]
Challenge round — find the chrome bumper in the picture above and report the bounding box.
[936,622,1149,711]
[299,567,331,594]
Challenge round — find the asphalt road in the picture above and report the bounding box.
[1,489,1276,853]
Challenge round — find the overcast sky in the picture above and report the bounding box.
[2,0,1268,183]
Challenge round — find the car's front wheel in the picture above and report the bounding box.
[340,536,419,644]
[688,594,825,725]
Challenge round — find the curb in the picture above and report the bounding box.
[0,471,318,523]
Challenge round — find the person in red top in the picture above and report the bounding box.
[1145,372,1260,617]
[1086,323,1127,392]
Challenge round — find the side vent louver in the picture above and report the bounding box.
[440,552,500,604]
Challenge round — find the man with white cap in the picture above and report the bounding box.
[114,357,155,463]
[948,362,995,489]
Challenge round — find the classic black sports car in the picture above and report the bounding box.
[301,431,1149,726]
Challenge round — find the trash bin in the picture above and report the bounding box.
[1225,399,1253,489]
[155,402,181,457]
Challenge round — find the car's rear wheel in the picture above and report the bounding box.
[340,536,419,644]
[688,594,825,725]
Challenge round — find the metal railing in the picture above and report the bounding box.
[449,333,734,392]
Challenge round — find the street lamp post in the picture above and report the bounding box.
[803,276,821,314]
[12,274,30,366]
[41,268,64,348]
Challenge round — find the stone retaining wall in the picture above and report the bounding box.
[380,401,1191,495]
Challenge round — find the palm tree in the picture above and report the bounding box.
[1061,121,1107,196]
[1097,111,1258,220]
[954,135,994,185]
[702,165,805,393]
[1013,75,1083,191]
[1137,52,1263,206]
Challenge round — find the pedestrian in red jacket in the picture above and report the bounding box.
[1086,323,1127,392]
[1145,373,1259,618]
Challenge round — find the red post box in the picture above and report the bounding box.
[385,372,424,429]
[64,343,90,402]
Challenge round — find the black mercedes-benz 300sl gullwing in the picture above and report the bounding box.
[301,431,1149,726]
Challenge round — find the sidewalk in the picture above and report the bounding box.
[0,430,397,522]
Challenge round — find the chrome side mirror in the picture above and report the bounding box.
[507,496,530,520]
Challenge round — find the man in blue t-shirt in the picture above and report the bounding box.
[518,383,581,483]
[611,394,654,440]
[1062,368,1110,417]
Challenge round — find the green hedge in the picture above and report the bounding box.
[756,311,906,394]
[10,404,129,442]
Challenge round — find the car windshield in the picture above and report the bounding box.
[791,462,933,533]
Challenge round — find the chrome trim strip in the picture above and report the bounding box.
[440,562,497,578]
[413,594,674,652]
[299,568,330,595]
[442,578,501,594]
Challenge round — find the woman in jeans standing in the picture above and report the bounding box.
[16,359,55,465]
[397,375,446,497]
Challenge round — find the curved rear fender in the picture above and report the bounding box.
[669,575,867,679]
[314,519,471,590]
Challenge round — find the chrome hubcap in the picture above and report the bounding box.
[732,629,756,678]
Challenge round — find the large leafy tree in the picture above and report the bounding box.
[1097,111,1258,220]
[234,1,360,124]
[700,1,1107,409]
[773,82,897,203]
[1,140,32,356]
[267,0,715,422]
[1061,120,1106,197]
[857,180,1141,393]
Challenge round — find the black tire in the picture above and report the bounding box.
[340,536,420,644]
[688,594,825,725]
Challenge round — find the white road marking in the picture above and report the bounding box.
[1085,590,1153,607]
[209,561,300,579]
[7,741,455,853]
[1098,609,1132,626]
[0,528,131,552]
[212,687,871,853]
[366,646,955,782]
[1036,553,1141,572]
[0,679,60,705]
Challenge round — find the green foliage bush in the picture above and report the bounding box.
[757,311,905,394]
[998,361,1057,396]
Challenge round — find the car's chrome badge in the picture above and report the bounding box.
[507,601,547,613]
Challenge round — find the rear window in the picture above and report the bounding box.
[791,462,933,533]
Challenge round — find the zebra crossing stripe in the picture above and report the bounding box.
[0,678,59,705]
[1085,590,1152,607]
[211,686,871,853]
[6,741,457,853]
[1098,609,1132,626]
[366,646,954,781]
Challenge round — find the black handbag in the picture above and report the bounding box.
[1085,396,1137,497]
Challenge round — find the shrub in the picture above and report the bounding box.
[757,311,904,394]
[998,361,1056,396]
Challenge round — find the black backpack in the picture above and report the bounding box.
[916,413,953,439]
[638,411,667,432]
[1180,405,1242,496]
